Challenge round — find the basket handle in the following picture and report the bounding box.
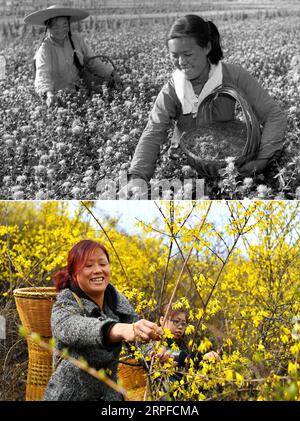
[118,359,144,367]
[197,83,261,159]
[84,54,117,71]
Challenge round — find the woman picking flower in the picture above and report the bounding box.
[44,240,163,401]
[24,5,121,106]
[128,14,286,189]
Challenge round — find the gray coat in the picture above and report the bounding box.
[43,283,138,401]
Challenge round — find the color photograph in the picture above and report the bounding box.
[1,200,300,402]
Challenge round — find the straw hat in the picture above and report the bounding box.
[24,4,89,26]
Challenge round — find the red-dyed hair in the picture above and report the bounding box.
[54,240,110,291]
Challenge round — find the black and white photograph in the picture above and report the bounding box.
[0,0,299,199]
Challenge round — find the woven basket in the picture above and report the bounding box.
[13,287,57,401]
[80,54,117,92]
[117,358,148,401]
[180,84,261,178]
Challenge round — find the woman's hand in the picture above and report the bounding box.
[111,70,123,90]
[149,347,173,363]
[133,319,164,342]
[202,351,220,361]
[238,159,269,176]
[109,319,163,343]
[118,177,149,200]
[46,91,57,107]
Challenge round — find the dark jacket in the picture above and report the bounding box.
[129,62,287,181]
[43,283,138,401]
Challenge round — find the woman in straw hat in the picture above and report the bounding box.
[24,5,121,107]
[127,14,287,190]
[43,240,163,401]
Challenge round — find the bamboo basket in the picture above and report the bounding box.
[80,54,117,93]
[180,84,261,178]
[117,358,149,401]
[13,287,57,401]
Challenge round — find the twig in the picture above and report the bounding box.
[162,202,212,328]
[25,332,128,398]
[154,202,206,308]
[81,202,130,283]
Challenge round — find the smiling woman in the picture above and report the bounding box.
[127,14,287,190]
[72,245,111,309]
[44,239,163,401]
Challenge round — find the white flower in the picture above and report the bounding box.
[3,176,11,184]
[225,156,235,164]
[61,182,72,189]
[85,169,94,177]
[121,135,130,143]
[182,165,196,177]
[12,190,24,200]
[35,190,47,200]
[71,187,82,197]
[5,138,14,146]
[34,165,46,175]
[47,169,55,178]
[292,316,300,340]
[243,177,253,188]
[83,176,92,184]
[39,155,49,164]
[256,184,271,198]
[71,125,84,135]
[56,126,64,135]
[56,142,65,152]
[16,175,27,184]
[227,162,235,172]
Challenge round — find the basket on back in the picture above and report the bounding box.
[13,287,57,401]
[14,287,148,401]
[180,84,261,178]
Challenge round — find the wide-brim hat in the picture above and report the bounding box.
[24,4,89,26]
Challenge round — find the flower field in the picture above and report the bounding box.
[0,10,300,199]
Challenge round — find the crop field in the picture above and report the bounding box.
[0,1,299,199]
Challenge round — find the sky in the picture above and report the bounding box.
[69,200,230,234]
[67,200,300,255]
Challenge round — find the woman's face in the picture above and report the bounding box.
[161,312,187,340]
[48,17,69,41]
[75,248,111,298]
[168,36,211,80]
